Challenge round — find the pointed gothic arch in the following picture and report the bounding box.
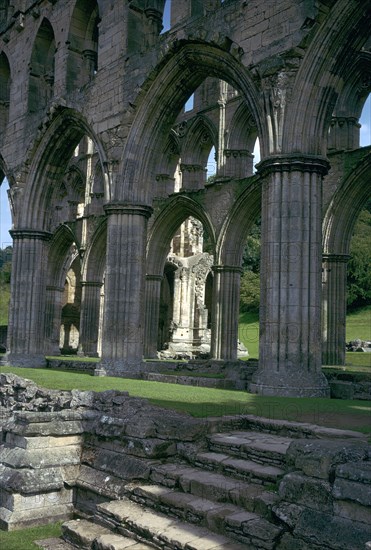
[118,41,264,204]
[28,18,56,114]
[67,0,100,92]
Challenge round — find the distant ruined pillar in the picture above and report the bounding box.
[3,229,51,368]
[251,155,330,397]
[98,203,152,375]
[44,285,64,355]
[210,265,242,361]
[78,281,102,357]
[322,253,350,366]
[143,274,163,358]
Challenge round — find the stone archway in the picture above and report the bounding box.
[322,150,371,365]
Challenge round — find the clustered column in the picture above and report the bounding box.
[3,229,51,367]
[210,265,242,361]
[78,280,103,357]
[98,203,152,376]
[251,155,330,397]
[322,253,350,366]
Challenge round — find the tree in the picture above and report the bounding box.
[347,204,371,310]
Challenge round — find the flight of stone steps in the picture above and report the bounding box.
[58,430,293,550]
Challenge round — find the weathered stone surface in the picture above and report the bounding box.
[62,519,112,549]
[278,472,333,512]
[286,439,370,479]
[94,533,153,549]
[0,464,64,493]
[293,508,371,550]
[35,537,76,549]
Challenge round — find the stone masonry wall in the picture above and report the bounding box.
[0,373,370,549]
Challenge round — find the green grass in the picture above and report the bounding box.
[0,283,10,325]
[346,305,371,341]
[238,311,259,358]
[1,366,370,434]
[238,305,371,359]
[0,521,63,549]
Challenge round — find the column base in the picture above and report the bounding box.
[0,353,47,369]
[250,370,330,398]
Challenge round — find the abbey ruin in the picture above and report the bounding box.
[0,0,370,396]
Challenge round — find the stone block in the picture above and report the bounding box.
[293,508,371,550]
[278,472,333,512]
[286,439,369,479]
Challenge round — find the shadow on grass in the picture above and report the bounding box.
[1,366,370,434]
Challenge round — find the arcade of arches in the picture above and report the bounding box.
[0,0,370,397]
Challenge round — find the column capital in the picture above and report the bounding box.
[256,154,330,177]
[103,202,153,218]
[212,265,243,275]
[10,229,52,241]
[322,253,351,263]
[224,149,253,159]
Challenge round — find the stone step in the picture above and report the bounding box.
[127,481,279,531]
[193,452,285,485]
[35,538,76,549]
[96,497,283,550]
[62,518,153,549]
[208,431,293,467]
[149,463,277,516]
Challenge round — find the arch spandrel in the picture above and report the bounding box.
[146,195,216,276]
[117,42,264,205]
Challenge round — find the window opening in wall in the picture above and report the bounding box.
[184,93,194,112]
[161,0,171,34]
[253,137,260,172]
[360,94,370,146]
[0,177,12,332]
[207,146,216,177]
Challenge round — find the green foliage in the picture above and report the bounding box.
[239,271,260,313]
[347,207,371,309]
[242,219,261,273]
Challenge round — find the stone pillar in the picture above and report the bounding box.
[210,265,242,361]
[3,229,51,368]
[223,149,254,178]
[77,281,102,357]
[180,164,206,191]
[251,155,330,397]
[322,253,350,365]
[98,203,152,376]
[328,117,360,151]
[44,285,64,356]
[143,274,163,358]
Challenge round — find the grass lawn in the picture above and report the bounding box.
[346,305,371,341]
[0,522,62,550]
[239,306,371,359]
[1,366,370,435]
